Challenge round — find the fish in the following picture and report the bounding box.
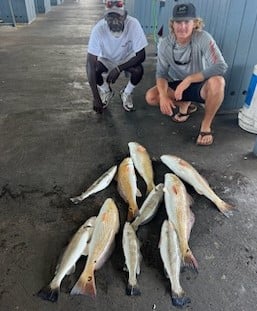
[160,154,233,217]
[128,142,155,194]
[116,157,141,221]
[159,220,191,307]
[122,222,142,296]
[70,198,120,297]
[164,173,198,270]
[131,183,164,231]
[70,165,117,204]
[37,216,96,302]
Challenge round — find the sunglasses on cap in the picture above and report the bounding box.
[106,1,124,8]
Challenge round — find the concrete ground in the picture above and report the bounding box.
[1,1,257,310]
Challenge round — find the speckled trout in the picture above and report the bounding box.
[70,165,117,204]
[117,157,141,221]
[159,220,191,308]
[161,154,233,217]
[164,173,198,270]
[37,216,96,302]
[122,222,141,296]
[70,198,119,297]
[128,142,155,194]
[131,183,164,231]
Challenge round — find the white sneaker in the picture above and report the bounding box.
[120,89,135,112]
[99,88,114,108]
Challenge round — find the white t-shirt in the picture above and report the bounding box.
[88,16,148,63]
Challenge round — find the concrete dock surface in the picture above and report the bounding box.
[0,1,257,310]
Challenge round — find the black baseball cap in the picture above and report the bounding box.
[172,3,196,21]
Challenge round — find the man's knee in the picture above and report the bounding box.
[145,89,158,105]
[207,76,225,95]
[129,64,144,79]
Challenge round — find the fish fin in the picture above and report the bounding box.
[126,284,141,296]
[70,196,82,204]
[70,274,96,298]
[130,220,139,232]
[184,249,198,272]
[136,188,142,197]
[123,265,129,272]
[66,264,76,275]
[217,200,234,218]
[136,262,141,275]
[37,285,59,302]
[82,243,90,257]
[163,268,169,279]
[187,193,194,206]
[171,292,191,307]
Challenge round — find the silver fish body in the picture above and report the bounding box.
[131,183,164,231]
[128,142,155,194]
[70,165,117,204]
[37,216,96,302]
[70,198,120,297]
[161,154,233,217]
[159,220,191,307]
[122,222,141,296]
[164,173,198,270]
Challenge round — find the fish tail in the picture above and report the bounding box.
[184,249,198,272]
[70,269,96,298]
[216,200,234,218]
[37,285,59,302]
[171,292,191,307]
[126,283,141,296]
[127,203,139,221]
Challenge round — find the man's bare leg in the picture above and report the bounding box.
[198,76,225,145]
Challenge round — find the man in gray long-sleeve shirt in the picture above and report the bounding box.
[145,2,228,146]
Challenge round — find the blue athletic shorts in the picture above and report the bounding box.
[168,80,205,103]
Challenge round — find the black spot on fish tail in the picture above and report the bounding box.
[37,285,59,302]
[171,295,191,308]
[126,284,141,296]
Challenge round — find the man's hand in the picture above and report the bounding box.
[159,95,176,116]
[93,98,104,114]
[174,79,191,101]
[107,67,120,84]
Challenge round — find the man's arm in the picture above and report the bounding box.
[157,77,176,116]
[106,49,146,84]
[119,48,146,72]
[174,72,205,101]
[86,53,104,114]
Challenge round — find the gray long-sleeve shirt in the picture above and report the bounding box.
[156,30,228,81]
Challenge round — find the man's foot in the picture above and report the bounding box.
[99,88,114,108]
[196,131,214,146]
[172,104,197,122]
[120,89,135,112]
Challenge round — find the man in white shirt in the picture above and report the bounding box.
[87,1,148,113]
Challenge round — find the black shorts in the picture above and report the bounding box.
[168,80,205,103]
